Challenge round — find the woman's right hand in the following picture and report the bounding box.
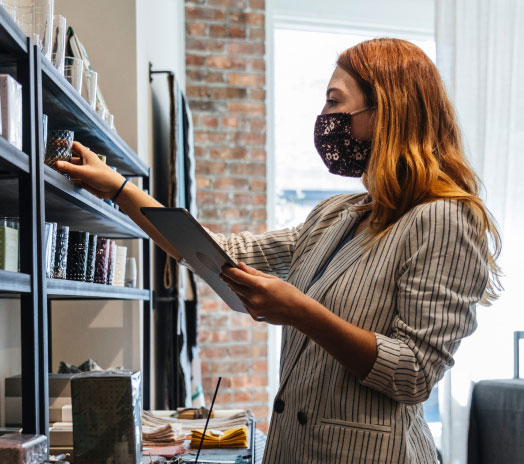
[55,141,126,200]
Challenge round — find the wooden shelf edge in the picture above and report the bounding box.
[0,137,30,174]
[44,165,147,239]
[46,278,150,300]
[0,270,31,293]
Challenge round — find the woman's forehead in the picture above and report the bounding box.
[327,66,358,94]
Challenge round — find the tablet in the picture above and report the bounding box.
[140,207,247,314]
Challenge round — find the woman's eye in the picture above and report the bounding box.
[326,99,337,107]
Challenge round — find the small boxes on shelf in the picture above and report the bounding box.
[0,74,23,150]
[0,217,19,272]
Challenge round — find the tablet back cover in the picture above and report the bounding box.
[141,207,247,314]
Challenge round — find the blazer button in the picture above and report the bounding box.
[274,399,285,413]
[297,411,307,425]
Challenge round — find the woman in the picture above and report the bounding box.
[57,38,500,463]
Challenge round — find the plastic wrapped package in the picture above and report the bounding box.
[0,74,22,150]
[71,370,142,464]
[0,433,48,464]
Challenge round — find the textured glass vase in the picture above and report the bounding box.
[85,233,97,283]
[53,225,69,279]
[66,231,89,281]
[94,238,110,284]
[45,130,74,171]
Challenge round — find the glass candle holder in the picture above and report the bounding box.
[94,237,110,284]
[12,0,53,60]
[82,69,97,109]
[44,221,57,279]
[113,245,127,287]
[53,225,69,279]
[64,56,83,93]
[51,14,67,75]
[44,130,74,170]
[124,257,137,288]
[85,233,97,283]
[66,231,89,281]
[106,239,117,285]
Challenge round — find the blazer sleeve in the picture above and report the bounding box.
[179,224,303,281]
[360,200,490,404]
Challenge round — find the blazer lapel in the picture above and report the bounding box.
[278,200,370,394]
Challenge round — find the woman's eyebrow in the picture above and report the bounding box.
[326,87,342,98]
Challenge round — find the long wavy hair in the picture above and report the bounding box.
[337,38,501,304]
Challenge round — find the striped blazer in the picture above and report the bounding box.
[198,193,489,463]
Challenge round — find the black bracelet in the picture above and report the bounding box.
[112,178,128,203]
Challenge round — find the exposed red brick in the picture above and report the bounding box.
[228,72,265,87]
[249,118,266,132]
[213,177,250,190]
[187,22,206,36]
[250,0,265,10]
[229,162,266,176]
[250,88,266,101]
[186,37,225,53]
[207,56,247,70]
[186,6,226,21]
[246,12,264,26]
[248,27,265,41]
[252,360,268,373]
[252,328,268,342]
[228,132,266,147]
[209,24,227,37]
[235,391,252,403]
[208,0,248,7]
[250,58,266,71]
[229,26,246,38]
[230,375,267,388]
[186,54,206,66]
[228,42,265,56]
[187,0,269,426]
[227,101,265,115]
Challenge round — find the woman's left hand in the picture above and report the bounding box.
[220,262,308,325]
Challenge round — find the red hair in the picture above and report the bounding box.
[337,38,501,304]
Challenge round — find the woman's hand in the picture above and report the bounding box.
[220,262,309,325]
[55,141,125,200]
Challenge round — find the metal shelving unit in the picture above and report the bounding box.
[0,6,153,439]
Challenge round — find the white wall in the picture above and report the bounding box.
[0,300,21,426]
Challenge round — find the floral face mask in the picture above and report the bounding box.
[313,108,372,177]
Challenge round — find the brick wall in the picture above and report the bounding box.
[184,0,269,432]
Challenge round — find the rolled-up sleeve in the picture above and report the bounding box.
[360,200,490,404]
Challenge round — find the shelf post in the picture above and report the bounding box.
[18,35,39,436]
[142,169,153,410]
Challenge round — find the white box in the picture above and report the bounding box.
[0,74,22,150]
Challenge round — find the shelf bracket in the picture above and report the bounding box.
[149,62,174,83]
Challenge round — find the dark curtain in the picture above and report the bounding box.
[152,74,198,409]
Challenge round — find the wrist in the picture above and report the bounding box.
[289,293,321,331]
[112,177,129,203]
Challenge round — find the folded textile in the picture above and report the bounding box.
[142,423,185,448]
[190,426,248,449]
[142,409,250,436]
